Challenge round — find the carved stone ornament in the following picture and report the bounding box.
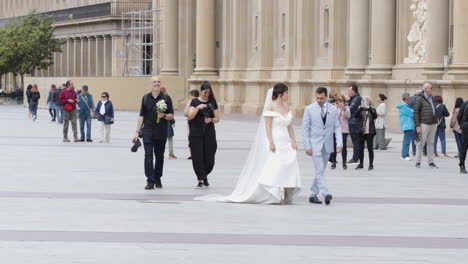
[404,0,428,64]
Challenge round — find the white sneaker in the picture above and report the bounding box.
[404,157,412,161]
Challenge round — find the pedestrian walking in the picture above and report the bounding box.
[30,84,40,121]
[47,84,57,122]
[133,77,174,190]
[303,87,342,205]
[54,84,65,124]
[188,81,220,189]
[26,84,32,118]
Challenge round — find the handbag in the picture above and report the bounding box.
[64,103,73,112]
[104,115,114,125]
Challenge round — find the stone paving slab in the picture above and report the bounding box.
[0,105,467,263]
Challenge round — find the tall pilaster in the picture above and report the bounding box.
[81,37,89,77]
[88,36,97,76]
[346,0,369,75]
[367,0,396,76]
[193,0,218,76]
[160,0,179,75]
[96,36,104,77]
[103,35,112,77]
[74,37,81,77]
[450,0,468,74]
[67,38,74,77]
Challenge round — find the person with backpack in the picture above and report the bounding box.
[77,85,95,142]
[433,96,450,157]
[133,77,174,190]
[413,82,439,169]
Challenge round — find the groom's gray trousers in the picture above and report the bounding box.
[310,147,331,197]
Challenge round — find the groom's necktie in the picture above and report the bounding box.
[320,105,327,125]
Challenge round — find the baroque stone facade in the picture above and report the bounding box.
[2,0,468,128]
[167,0,468,127]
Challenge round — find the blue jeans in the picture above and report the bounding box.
[56,105,64,123]
[30,101,38,116]
[79,115,92,140]
[454,131,463,154]
[434,127,446,155]
[402,130,414,158]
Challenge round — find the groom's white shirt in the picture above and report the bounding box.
[302,102,343,156]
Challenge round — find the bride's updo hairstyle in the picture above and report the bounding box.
[272,83,288,100]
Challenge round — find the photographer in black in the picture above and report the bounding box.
[188,81,220,189]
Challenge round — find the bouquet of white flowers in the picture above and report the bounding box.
[156,100,167,123]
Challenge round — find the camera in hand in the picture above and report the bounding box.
[202,103,214,119]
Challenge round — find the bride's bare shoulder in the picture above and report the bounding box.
[266,103,276,112]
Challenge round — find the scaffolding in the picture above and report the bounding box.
[121,9,162,77]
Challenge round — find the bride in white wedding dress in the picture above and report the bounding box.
[195,83,301,204]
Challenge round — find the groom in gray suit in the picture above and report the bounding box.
[302,87,343,205]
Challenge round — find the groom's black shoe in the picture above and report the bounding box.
[203,179,209,187]
[324,194,333,205]
[155,179,163,189]
[309,195,322,204]
[145,183,154,190]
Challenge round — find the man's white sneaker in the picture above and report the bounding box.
[404,157,412,161]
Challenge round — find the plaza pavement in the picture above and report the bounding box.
[0,104,467,264]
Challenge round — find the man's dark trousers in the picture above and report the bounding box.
[143,132,167,183]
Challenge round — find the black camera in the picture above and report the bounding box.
[202,103,214,118]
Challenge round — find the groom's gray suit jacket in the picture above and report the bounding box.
[302,102,343,156]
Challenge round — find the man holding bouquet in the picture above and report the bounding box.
[133,76,174,189]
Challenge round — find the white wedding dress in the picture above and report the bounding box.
[195,88,301,204]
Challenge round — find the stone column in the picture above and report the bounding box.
[103,35,112,77]
[54,52,62,77]
[67,38,74,77]
[193,0,217,76]
[368,0,396,75]
[424,0,449,66]
[81,37,89,77]
[96,36,104,77]
[451,0,468,69]
[346,0,369,74]
[88,36,97,76]
[74,37,81,77]
[160,0,179,75]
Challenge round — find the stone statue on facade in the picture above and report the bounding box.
[405,0,428,64]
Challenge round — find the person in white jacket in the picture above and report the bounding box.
[374,94,388,150]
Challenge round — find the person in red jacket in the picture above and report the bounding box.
[59,80,80,142]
